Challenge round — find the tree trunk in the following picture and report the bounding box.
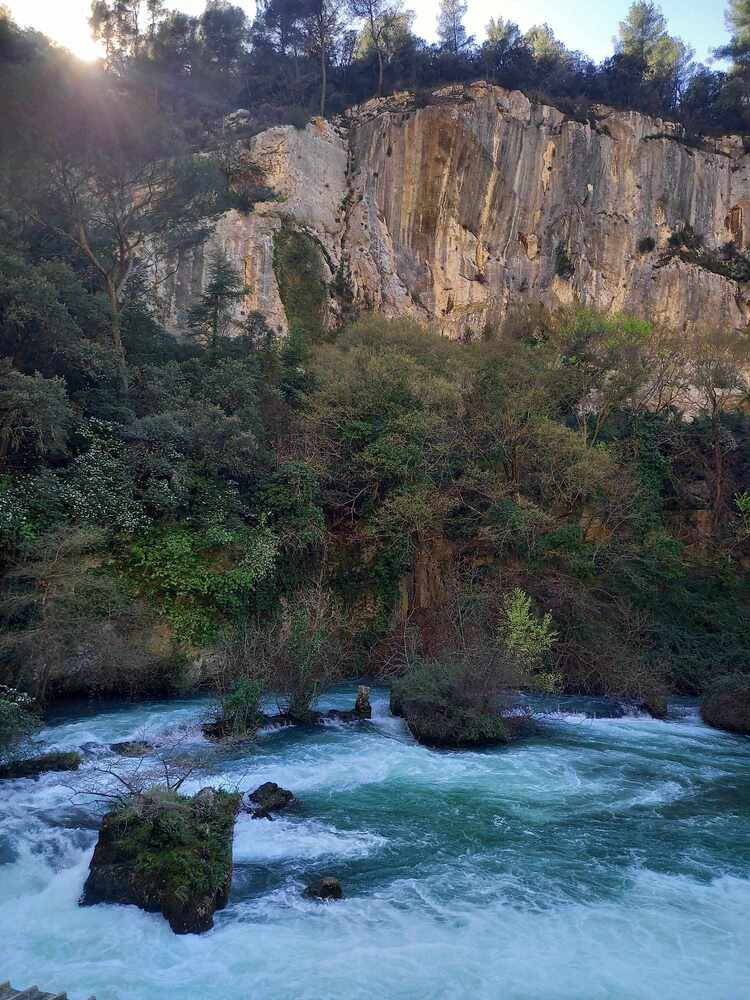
[319,40,327,117]
[105,277,129,394]
[377,45,384,98]
[712,415,724,534]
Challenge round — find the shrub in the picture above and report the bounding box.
[637,236,656,254]
[0,685,42,764]
[554,243,575,279]
[700,674,750,735]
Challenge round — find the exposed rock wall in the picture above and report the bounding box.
[156,84,750,339]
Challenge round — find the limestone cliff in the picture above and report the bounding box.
[155,83,750,338]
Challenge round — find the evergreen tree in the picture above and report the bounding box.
[187,252,247,358]
[437,0,470,55]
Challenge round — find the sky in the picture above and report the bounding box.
[5,0,732,66]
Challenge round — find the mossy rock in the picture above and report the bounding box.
[391,665,516,749]
[0,751,81,780]
[81,786,242,934]
[700,676,750,736]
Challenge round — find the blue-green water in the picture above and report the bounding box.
[0,689,748,999]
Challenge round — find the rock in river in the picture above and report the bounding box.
[0,751,81,781]
[304,876,343,901]
[246,781,295,819]
[81,786,241,934]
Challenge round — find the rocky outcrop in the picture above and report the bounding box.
[157,85,750,341]
[81,787,241,934]
[701,676,750,735]
[246,781,294,819]
[0,751,81,781]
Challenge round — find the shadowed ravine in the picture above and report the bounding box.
[0,688,748,1000]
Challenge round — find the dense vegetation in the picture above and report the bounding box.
[0,3,749,731]
[4,2,750,138]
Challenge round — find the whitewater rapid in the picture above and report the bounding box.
[0,690,748,999]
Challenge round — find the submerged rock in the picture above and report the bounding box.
[701,676,750,735]
[81,786,242,934]
[304,876,343,901]
[0,751,81,781]
[247,781,295,819]
[110,740,154,757]
[264,688,374,728]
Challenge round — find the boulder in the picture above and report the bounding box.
[324,686,373,723]
[110,740,154,757]
[304,876,343,901]
[0,751,81,781]
[354,685,372,719]
[390,665,516,749]
[700,676,750,735]
[246,781,295,819]
[81,786,242,934]
[639,693,669,720]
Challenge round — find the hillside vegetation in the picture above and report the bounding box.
[0,4,749,719]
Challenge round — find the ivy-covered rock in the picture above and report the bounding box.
[0,751,81,780]
[701,676,750,736]
[81,786,241,934]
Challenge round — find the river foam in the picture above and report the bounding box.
[1,689,748,999]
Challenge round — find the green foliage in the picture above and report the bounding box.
[218,677,265,738]
[497,588,558,691]
[273,225,328,342]
[0,367,74,465]
[0,685,42,765]
[123,522,278,644]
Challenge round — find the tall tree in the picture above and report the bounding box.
[616,2,693,115]
[187,251,247,357]
[437,0,469,55]
[348,0,403,97]
[3,64,223,390]
[305,0,344,116]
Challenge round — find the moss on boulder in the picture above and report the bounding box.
[0,751,81,780]
[390,663,516,749]
[700,676,750,736]
[81,786,241,934]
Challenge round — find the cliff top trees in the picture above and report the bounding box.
[347,0,404,96]
[437,0,470,56]
[616,1,693,115]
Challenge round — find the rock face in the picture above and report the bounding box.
[157,84,750,340]
[81,787,241,934]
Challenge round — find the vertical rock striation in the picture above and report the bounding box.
[157,84,750,339]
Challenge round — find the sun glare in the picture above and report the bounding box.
[8,0,104,62]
